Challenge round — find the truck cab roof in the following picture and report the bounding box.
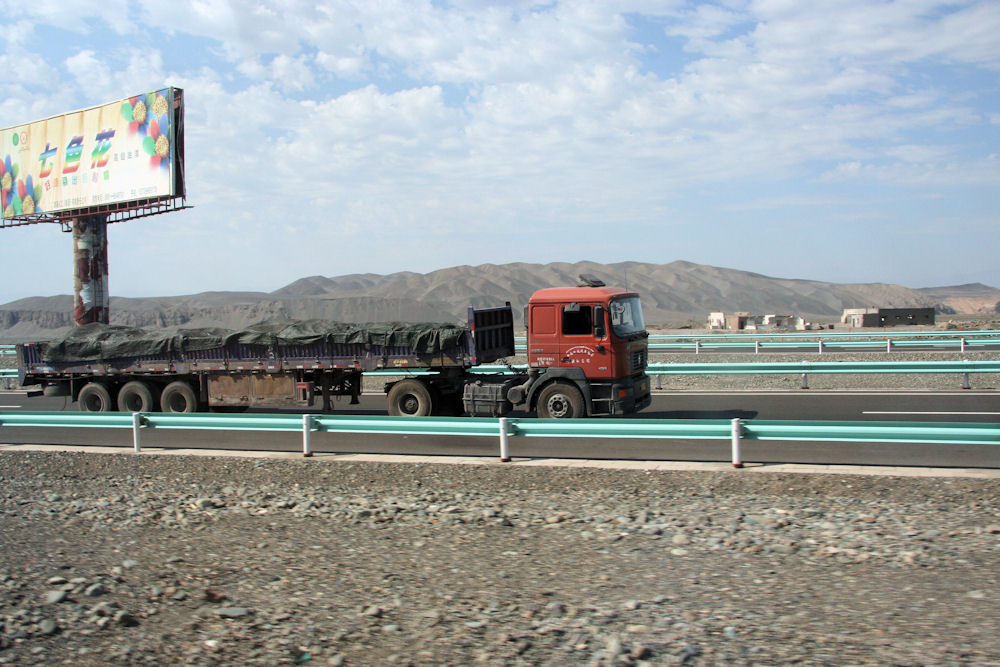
[529,285,635,304]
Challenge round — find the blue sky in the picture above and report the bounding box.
[0,0,997,304]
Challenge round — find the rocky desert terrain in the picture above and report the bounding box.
[1,452,999,666]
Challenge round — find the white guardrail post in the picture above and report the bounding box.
[132,412,143,453]
[731,418,743,468]
[499,417,511,462]
[303,414,314,457]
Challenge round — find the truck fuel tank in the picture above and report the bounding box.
[462,375,520,417]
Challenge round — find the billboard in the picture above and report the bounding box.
[0,87,184,221]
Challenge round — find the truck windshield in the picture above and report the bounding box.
[609,296,646,337]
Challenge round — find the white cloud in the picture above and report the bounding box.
[0,0,134,34]
[315,50,367,78]
[237,54,316,92]
[64,50,114,90]
[1,0,998,302]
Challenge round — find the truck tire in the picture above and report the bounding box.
[387,379,434,417]
[117,381,159,412]
[78,383,114,412]
[160,381,198,413]
[536,382,585,419]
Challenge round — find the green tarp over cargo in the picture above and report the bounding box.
[35,320,468,363]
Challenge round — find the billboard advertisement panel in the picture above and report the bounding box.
[0,87,184,220]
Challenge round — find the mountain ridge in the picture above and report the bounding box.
[2,261,998,341]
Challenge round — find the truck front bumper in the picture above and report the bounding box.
[609,373,652,415]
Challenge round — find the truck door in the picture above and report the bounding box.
[528,302,611,378]
[559,302,611,378]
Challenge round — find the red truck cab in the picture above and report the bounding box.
[523,280,651,417]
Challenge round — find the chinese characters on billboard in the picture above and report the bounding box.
[0,87,184,221]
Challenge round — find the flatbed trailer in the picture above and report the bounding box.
[18,305,516,414]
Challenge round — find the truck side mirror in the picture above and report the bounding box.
[593,305,606,339]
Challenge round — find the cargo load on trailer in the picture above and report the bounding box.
[33,320,469,362]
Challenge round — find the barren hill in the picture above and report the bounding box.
[2,261,997,342]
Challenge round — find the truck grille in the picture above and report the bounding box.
[631,348,647,372]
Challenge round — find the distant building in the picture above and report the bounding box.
[708,312,729,329]
[708,311,751,330]
[841,307,935,327]
[708,312,805,331]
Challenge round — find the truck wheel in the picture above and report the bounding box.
[536,382,585,419]
[78,383,114,412]
[117,381,159,412]
[160,381,198,413]
[387,379,433,417]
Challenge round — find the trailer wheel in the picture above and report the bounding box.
[387,379,433,417]
[536,382,585,419]
[78,383,114,412]
[160,381,198,413]
[117,381,159,412]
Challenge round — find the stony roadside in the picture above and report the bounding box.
[1,452,999,666]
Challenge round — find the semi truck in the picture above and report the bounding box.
[16,278,651,418]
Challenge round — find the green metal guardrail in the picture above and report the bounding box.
[0,345,14,356]
[517,330,1000,342]
[1,411,997,468]
[646,360,1000,389]
[0,369,16,378]
[649,330,1000,340]
[643,338,998,353]
[513,332,1000,353]
[647,360,1000,374]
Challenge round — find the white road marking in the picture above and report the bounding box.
[0,405,22,409]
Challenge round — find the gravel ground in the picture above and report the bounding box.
[2,452,999,666]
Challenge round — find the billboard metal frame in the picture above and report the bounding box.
[3,196,190,232]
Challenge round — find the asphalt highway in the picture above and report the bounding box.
[1,389,997,468]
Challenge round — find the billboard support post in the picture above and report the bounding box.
[72,214,109,325]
